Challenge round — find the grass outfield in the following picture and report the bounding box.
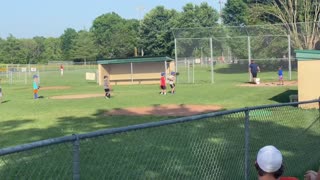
[1,65,319,179]
[0,66,298,148]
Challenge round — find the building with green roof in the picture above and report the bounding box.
[97,56,175,85]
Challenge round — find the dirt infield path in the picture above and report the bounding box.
[41,86,71,90]
[105,104,224,117]
[50,93,103,99]
[238,81,297,87]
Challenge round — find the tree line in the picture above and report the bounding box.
[0,1,318,64]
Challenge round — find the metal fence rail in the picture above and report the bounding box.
[0,100,319,180]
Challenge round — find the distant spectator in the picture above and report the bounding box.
[60,64,64,76]
[255,145,298,180]
[304,168,320,180]
[249,60,260,84]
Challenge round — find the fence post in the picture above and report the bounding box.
[244,108,250,180]
[73,134,80,180]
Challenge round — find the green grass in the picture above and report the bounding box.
[0,65,318,179]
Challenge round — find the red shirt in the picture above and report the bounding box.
[160,76,166,86]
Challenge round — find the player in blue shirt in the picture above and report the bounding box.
[278,66,284,85]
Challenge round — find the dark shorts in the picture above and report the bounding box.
[170,84,175,88]
[104,88,110,93]
[251,72,257,78]
[160,85,166,90]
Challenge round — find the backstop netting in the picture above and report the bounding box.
[172,23,319,84]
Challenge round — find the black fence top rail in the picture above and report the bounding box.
[0,99,319,156]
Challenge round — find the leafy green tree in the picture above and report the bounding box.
[60,28,78,60]
[139,6,177,56]
[43,37,62,62]
[222,0,249,26]
[70,30,97,63]
[91,12,139,58]
[175,2,219,28]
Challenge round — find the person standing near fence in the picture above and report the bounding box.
[249,60,260,84]
[60,64,64,76]
[33,75,40,99]
[255,145,298,180]
[103,75,111,99]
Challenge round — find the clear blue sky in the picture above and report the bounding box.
[0,0,223,39]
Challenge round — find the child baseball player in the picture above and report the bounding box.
[160,72,166,95]
[33,75,40,99]
[278,66,284,85]
[168,72,176,94]
[103,75,111,99]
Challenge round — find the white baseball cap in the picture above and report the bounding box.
[257,145,283,173]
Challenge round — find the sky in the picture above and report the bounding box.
[0,0,223,39]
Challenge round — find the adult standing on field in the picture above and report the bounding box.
[60,64,64,76]
[249,60,260,83]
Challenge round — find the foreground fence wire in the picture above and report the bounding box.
[0,100,319,180]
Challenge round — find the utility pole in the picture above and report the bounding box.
[216,0,225,23]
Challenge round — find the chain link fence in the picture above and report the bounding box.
[172,22,320,83]
[0,99,319,179]
[0,62,97,85]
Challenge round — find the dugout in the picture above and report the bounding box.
[295,50,320,108]
[97,56,175,85]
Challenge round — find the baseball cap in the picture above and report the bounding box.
[161,72,165,76]
[33,75,38,78]
[257,145,283,173]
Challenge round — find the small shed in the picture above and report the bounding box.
[97,56,175,85]
[295,50,320,108]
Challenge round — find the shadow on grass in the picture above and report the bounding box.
[0,107,319,179]
[269,89,298,103]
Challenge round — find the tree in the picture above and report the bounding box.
[251,0,320,49]
[175,2,219,28]
[60,28,78,60]
[91,12,139,58]
[222,0,250,26]
[43,37,62,62]
[70,30,97,63]
[139,6,177,56]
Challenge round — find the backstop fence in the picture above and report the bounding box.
[0,62,97,85]
[173,22,319,84]
[0,99,319,180]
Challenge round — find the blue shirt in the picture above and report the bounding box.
[278,69,283,76]
[249,63,259,73]
[33,81,38,90]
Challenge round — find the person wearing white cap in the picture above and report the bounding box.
[255,145,300,180]
[255,145,286,180]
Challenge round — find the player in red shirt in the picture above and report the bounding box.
[160,72,166,95]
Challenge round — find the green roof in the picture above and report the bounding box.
[295,50,320,61]
[97,56,174,65]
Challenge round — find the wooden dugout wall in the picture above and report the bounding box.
[295,50,320,108]
[98,57,175,85]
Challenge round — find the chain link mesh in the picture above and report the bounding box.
[0,105,319,179]
[0,142,73,179]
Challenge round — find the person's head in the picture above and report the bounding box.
[161,72,165,76]
[251,60,255,64]
[171,71,175,76]
[255,145,284,179]
[104,75,108,79]
[278,66,282,70]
